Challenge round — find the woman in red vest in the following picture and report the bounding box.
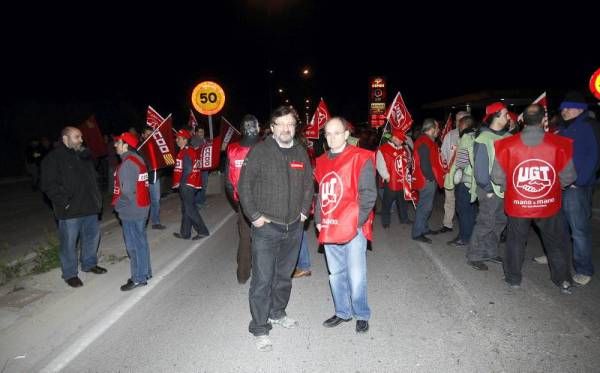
[112,132,152,291]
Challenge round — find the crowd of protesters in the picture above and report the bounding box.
[28,89,599,352]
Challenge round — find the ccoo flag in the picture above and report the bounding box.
[138,114,176,170]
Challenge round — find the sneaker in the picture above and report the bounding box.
[268,316,298,329]
[255,335,273,352]
[559,281,572,294]
[120,279,147,291]
[292,269,312,278]
[468,261,488,271]
[573,274,592,286]
[533,255,548,264]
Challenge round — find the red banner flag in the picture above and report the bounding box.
[79,115,107,158]
[440,113,453,143]
[138,115,176,170]
[146,106,165,130]
[220,116,241,150]
[304,98,331,139]
[189,109,198,130]
[386,92,413,135]
[198,135,223,170]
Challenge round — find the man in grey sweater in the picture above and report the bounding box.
[238,106,313,352]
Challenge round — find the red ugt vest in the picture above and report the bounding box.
[379,142,410,192]
[413,134,445,189]
[315,145,374,244]
[226,142,252,201]
[112,155,150,207]
[495,132,573,218]
[172,147,201,189]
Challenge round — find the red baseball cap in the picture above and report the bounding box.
[483,102,507,122]
[114,132,139,148]
[176,129,192,139]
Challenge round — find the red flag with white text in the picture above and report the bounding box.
[386,92,413,135]
[304,98,331,139]
[138,115,176,170]
[189,109,198,130]
[146,106,165,130]
[79,115,107,158]
[220,116,241,151]
[198,136,223,170]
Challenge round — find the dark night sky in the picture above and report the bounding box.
[2,1,598,133]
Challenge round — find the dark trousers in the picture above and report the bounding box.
[467,188,506,261]
[179,185,210,238]
[381,183,410,226]
[237,208,252,283]
[456,183,476,242]
[248,221,302,336]
[504,214,571,286]
[412,180,437,238]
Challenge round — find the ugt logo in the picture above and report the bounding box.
[512,158,555,199]
[320,171,343,215]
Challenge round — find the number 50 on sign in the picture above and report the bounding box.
[191,81,226,115]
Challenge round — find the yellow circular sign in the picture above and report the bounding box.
[191,81,226,115]
[590,68,600,100]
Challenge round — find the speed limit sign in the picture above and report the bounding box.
[191,81,226,115]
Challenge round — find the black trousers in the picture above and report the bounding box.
[179,185,210,238]
[381,183,410,226]
[504,213,571,286]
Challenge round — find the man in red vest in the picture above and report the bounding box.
[376,130,412,228]
[225,114,261,284]
[412,118,444,243]
[112,132,152,291]
[172,129,210,240]
[315,117,377,334]
[492,104,576,293]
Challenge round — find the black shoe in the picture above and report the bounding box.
[505,280,521,289]
[382,224,390,229]
[173,232,190,239]
[323,315,351,328]
[438,226,453,233]
[486,256,503,264]
[356,320,369,333]
[447,237,466,247]
[559,281,572,294]
[120,279,147,291]
[413,235,432,244]
[83,265,107,274]
[152,224,166,230]
[426,229,440,235]
[400,219,413,225]
[192,233,209,240]
[468,261,488,271]
[65,276,83,288]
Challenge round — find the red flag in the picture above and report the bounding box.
[440,113,453,143]
[189,109,198,130]
[79,115,107,158]
[146,106,165,130]
[220,116,241,150]
[386,92,413,135]
[304,98,331,139]
[138,115,176,170]
[517,92,547,123]
[198,136,223,170]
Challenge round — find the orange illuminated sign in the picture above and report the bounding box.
[191,81,226,115]
[590,68,600,100]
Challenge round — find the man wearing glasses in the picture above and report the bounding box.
[238,106,313,351]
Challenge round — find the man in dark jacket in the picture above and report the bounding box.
[41,126,107,288]
[238,106,313,352]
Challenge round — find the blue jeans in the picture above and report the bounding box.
[456,183,476,242]
[195,171,209,206]
[58,215,100,279]
[412,180,437,238]
[149,180,161,225]
[297,230,311,270]
[562,186,594,276]
[324,229,370,320]
[122,219,151,283]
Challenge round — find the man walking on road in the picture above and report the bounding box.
[238,106,313,351]
[315,117,377,334]
[41,126,107,288]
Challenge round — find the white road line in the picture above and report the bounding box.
[40,211,236,373]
